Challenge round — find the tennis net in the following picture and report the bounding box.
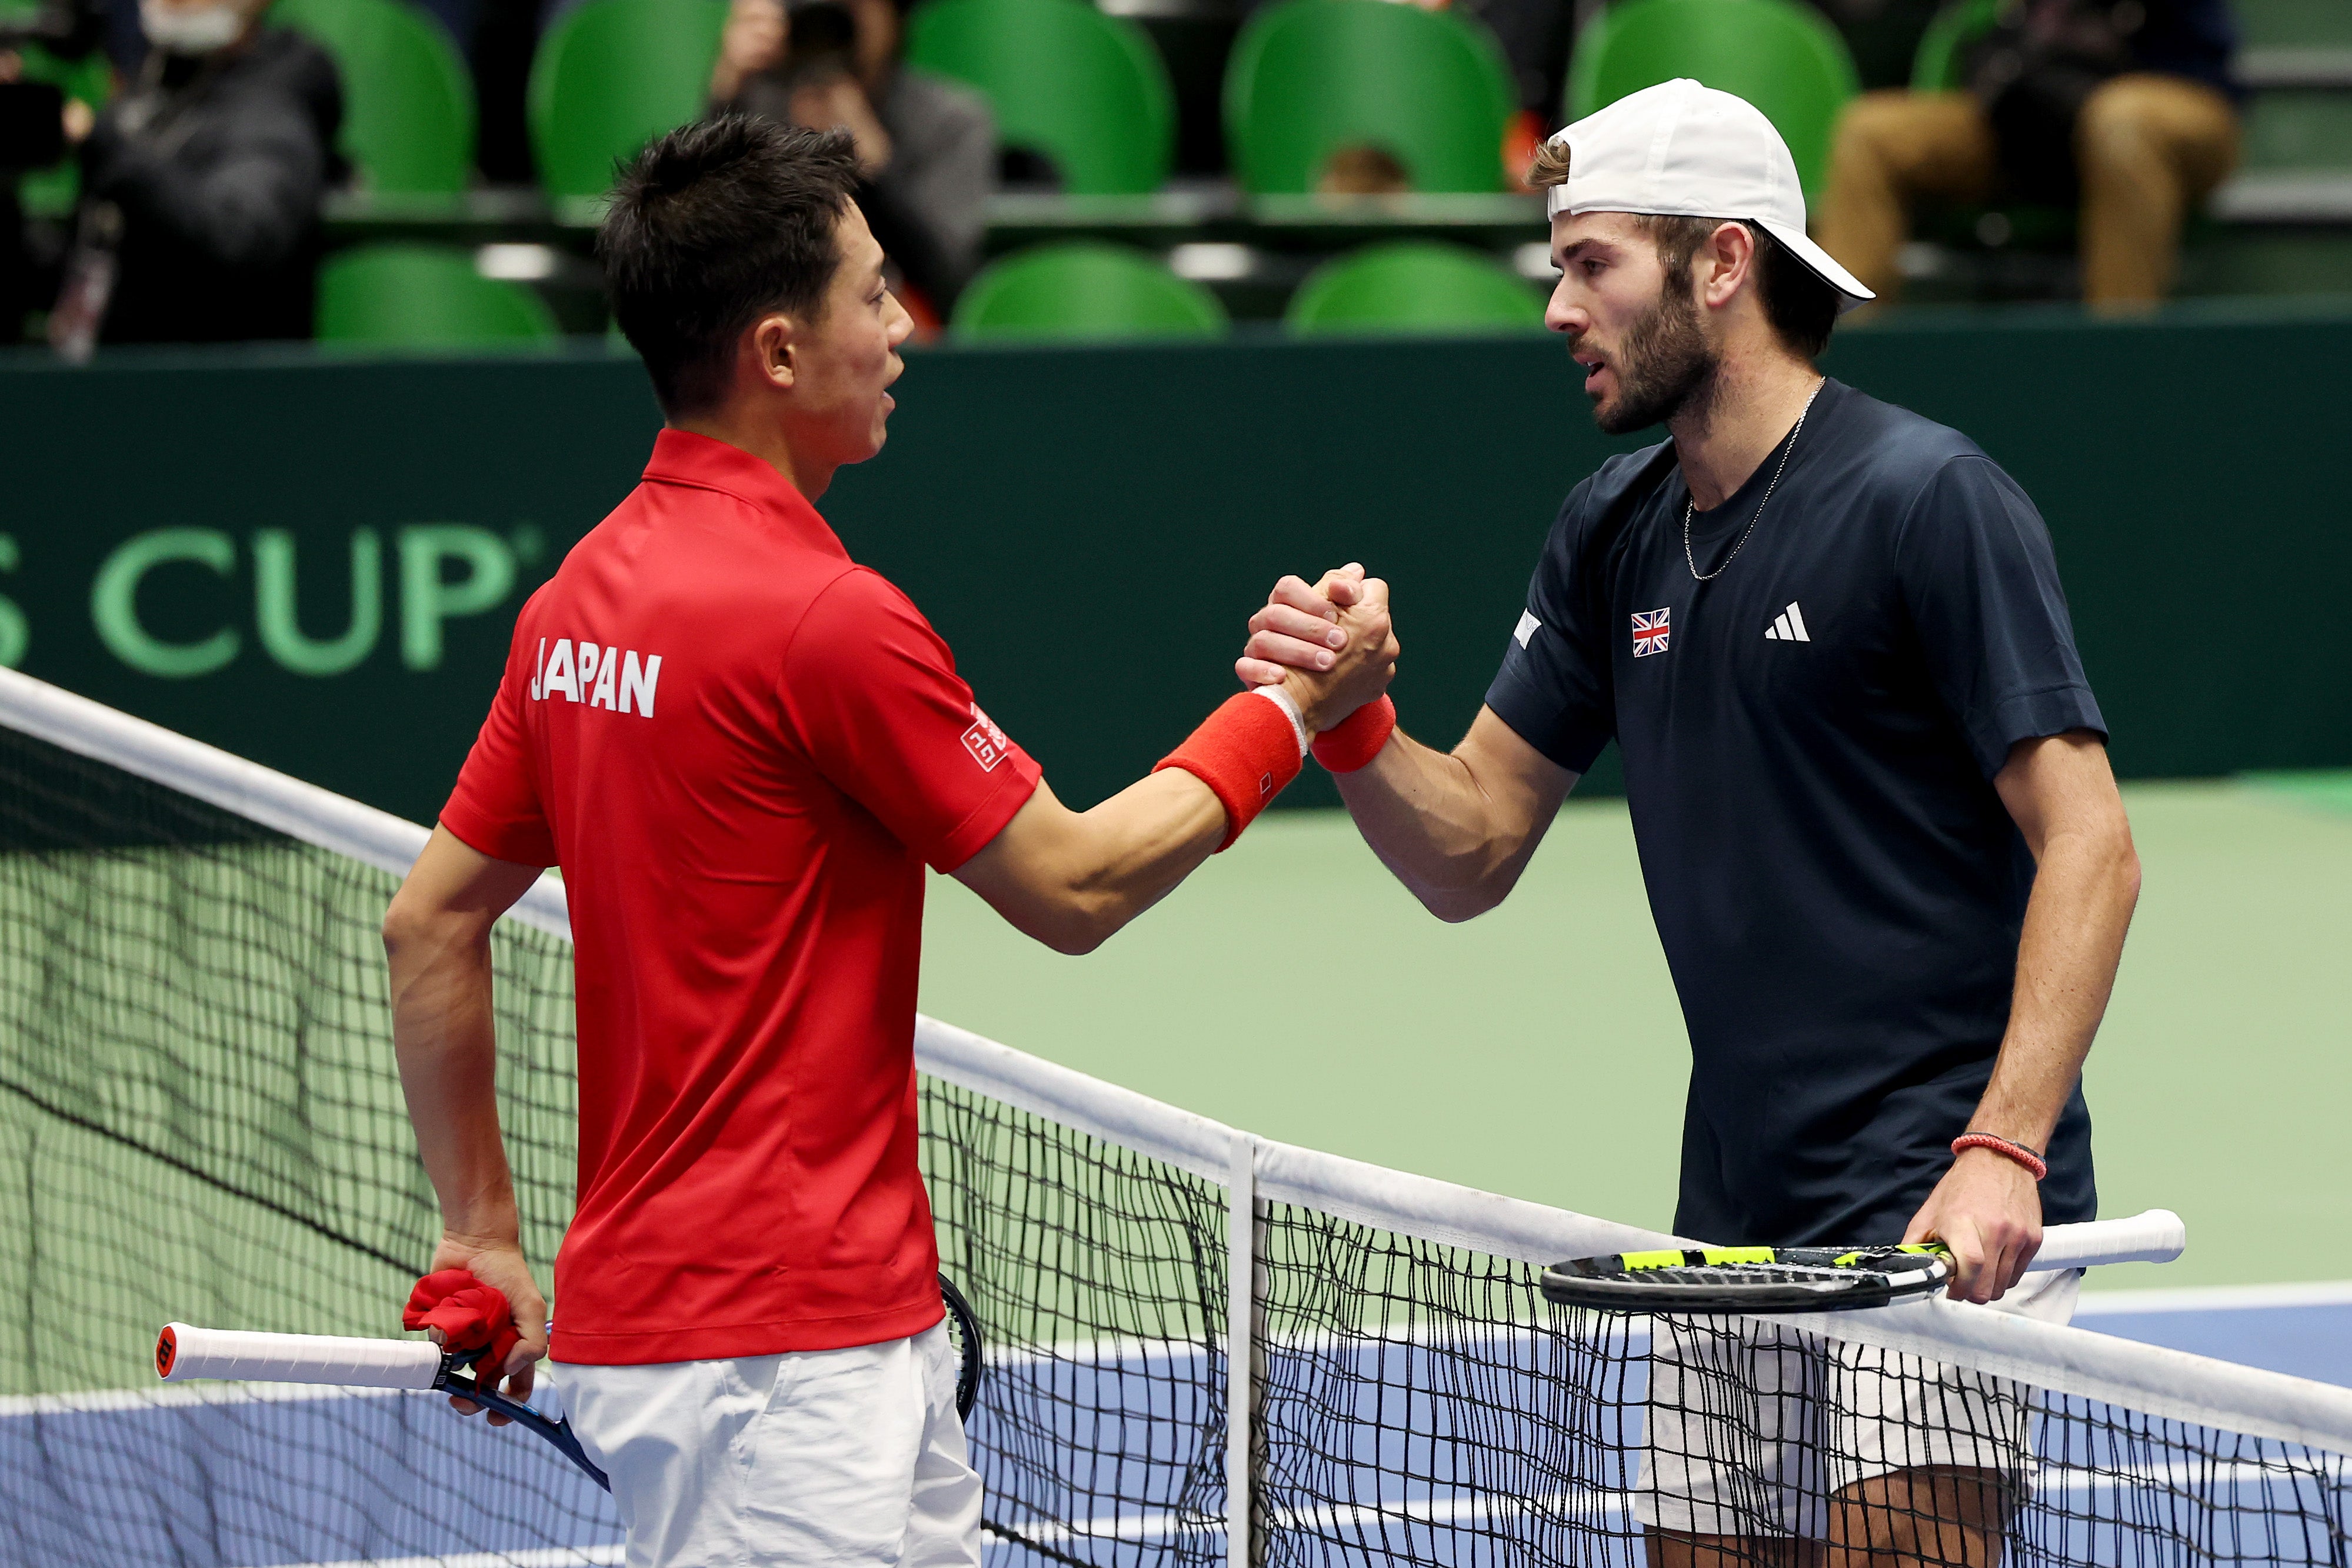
[4,666,2350,1567]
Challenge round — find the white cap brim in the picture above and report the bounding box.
[1753,216,1875,309]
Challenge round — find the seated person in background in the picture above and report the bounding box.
[0,0,108,343]
[51,0,339,352]
[1319,144,1411,197]
[711,0,992,319]
[1814,0,2237,312]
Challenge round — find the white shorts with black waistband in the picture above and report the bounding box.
[547,1320,982,1568]
[1634,1267,2082,1540]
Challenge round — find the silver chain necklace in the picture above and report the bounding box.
[1683,379,1825,583]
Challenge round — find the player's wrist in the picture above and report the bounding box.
[435,1225,525,1261]
[1950,1132,2047,1182]
[1312,695,1397,773]
[1154,692,1306,850]
[1249,683,1311,756]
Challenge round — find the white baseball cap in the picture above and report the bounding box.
[1543,78,1873,308]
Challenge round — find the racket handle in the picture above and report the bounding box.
[2032,1209,2186,1270]
[157,1323,444,1389]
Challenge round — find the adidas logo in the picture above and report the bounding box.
[1763,602,1811,642]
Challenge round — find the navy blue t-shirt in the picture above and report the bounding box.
[1485,379,2101,1247]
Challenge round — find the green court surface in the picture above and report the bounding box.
[920,778,2352,1293]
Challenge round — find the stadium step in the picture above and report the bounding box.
[2236,0,2352,49]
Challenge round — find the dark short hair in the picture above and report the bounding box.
[1638,214,1842,361]
[600,116,862,415]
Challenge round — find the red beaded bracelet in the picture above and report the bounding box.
[1950,1133,2048,1182]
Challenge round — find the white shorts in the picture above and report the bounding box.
[548,1321,983,1567]
[1634,1269,2081,1540]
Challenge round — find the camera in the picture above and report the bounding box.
[782,0,859,84]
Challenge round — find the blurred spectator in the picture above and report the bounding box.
[0,0,109,343]
[1815,0,2238,311]
[468,0,537,185]
[51,0,338,353]
[1454,0,1571,128]
[711,0,992,315]
[1318,144,1411,196]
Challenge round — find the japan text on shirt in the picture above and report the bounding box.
[529,637,664,717]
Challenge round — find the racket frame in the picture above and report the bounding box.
[939,1272,984,1422]
[154,1269,988,1496]
[433,1349,610,1490]
[1540,1243,1951,1315]
[441,1268,984,1491]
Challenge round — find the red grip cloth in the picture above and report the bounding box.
[404,1269,522,1373]
[1311,695,1396,774]
[1154,693,1304,850]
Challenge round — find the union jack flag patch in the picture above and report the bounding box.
[1631,608,1671,658]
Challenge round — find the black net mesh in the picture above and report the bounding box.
[1252,1205,2352,1566]
[0,724,602,1565]
[921,1079,1229,1566]
[2,713,2348,1567]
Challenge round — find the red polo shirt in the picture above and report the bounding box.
[441,429,1042,1365]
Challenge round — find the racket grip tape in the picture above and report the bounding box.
[156,1323,444,1389]
[2033,1209,2187,1271]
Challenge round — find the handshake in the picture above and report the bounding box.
[1232,562,1401,740]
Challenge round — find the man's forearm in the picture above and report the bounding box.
[955,772,1225,955]
[1336,710,1574,922]
[1064,768,1229,921]
[387,917,521,1242]
[1971,822,2140,1149]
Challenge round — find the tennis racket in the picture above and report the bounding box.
[1539,1207,2186,1315]
[157,1272,988,1491]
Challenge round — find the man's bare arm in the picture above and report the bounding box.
[1239,571,1576,921]
[953,772,1227,954]
[1333,708,1577,921]
[383,826,549,1416]
[1904,730,2140,1302]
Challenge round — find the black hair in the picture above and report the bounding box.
[1639,215,1843,361]
[599,116,863,415]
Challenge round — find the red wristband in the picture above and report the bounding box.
[1950,1133,2048,1182]
[1311,695,1396,773]
[1155,693,1305,850]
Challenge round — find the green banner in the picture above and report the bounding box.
[4,310,2346,826]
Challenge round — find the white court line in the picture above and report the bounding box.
[232,1549,621,1568]
[2075,1280,2352,1316]
[2032,1457,2352,1494]
[1001,1457,2352,1556]
[0,1381,413,1420]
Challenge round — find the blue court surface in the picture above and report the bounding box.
[8,1284,2349,1568]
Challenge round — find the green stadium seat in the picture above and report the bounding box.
[1223,0,1515,195]
[905,0,1174,195]
[317,243,561,346]
[1910,0,2000,90]
[270,0,475,194]
[951,243,1227,341]
[1567,0,1860,196]
[528,0,728,202]
[1284,241,1545,336]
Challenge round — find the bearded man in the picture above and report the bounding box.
[1237,79,2142,1567]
